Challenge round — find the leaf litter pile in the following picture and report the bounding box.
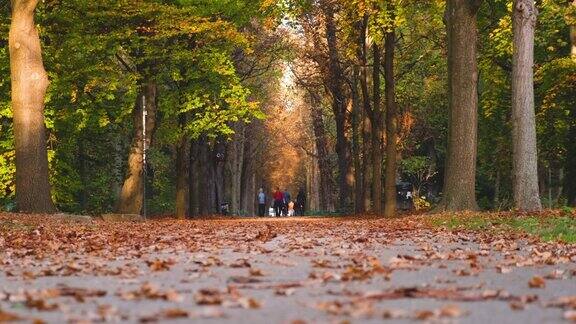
[0,213,575,323]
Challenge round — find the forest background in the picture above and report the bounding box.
[0,0,575,218]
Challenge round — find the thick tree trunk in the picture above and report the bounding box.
[384,30,398,218]
[511,0,541,211]
[9,0,56,213]
[438,0,482,211]
[175,125,190,219]
[240,131,256,216]
[198,141,215,215]
[228,123,246,214]
[116,83,157,214]
[372,43,383,214]
[323,4,352,210]
[213,141,226,213]
[189,140,200,216]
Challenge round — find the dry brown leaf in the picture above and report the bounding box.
[528,276,546,288]
[146,258,175,271]
[439,304,464,318]
[0,309,21,322]
[249,268,265,276]
[194,289,223,305]
[239,297,261,309]
[509,301,525,311]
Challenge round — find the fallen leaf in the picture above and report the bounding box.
[528,276,546,288]
[0,309,21,322]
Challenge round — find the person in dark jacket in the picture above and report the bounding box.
[282,189,291,216]
[295,188,306,216]
[272,187,283,217]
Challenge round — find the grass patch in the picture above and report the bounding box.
[430,211,576,243]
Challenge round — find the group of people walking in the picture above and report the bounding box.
[257,187,305,217]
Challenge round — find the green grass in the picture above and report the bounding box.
[431,212,576,243]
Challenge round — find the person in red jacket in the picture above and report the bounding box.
[272,187,283,217]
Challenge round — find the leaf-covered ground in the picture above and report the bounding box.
[1,212,575,323]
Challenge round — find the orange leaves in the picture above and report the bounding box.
[193,287,261,309]
[119,283,182,302]
[194,288,224,305]
[0,309,21,322]
[1,212,575,322]
[528,276,546,288]
[146,258,175,271]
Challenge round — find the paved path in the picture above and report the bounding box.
[1,215,575,323]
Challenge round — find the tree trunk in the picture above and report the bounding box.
[565,110,576,206]
[362,104,372,212]
[351,67,364,214]
[213,141,226,213]
[240,132,255,216]
[556,167,564,202]
[356,14,373,213]
[116,83,157,214]
[494,168,501,208]
[309,92,334,211]
[111,133,125,203]
[571,0,576,58]
[9,0,56,213]
[189,140,200,217]
[198,140,216,215]
[384,30,398,218]
[323,3,352,210]
[228,123,246,214]
[372,43,384,214]
[78,137,88,211]
[511,0,541,211]
[438,0,483,211]
[175,116,190,219]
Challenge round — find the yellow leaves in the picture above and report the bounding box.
[260,0,277,11]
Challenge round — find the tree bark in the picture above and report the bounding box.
[9,0,57,213]
[309,92,334,211]
[511,0,541,211]
[438,0,483,211]
[228,123,246,214]
[356,14,373,212]
[351,67,364,214]
[564,109,576,206]
[189,140,200,216]
[175,115,190,219]
[384,30,398,218]
[372,43,384,214]
[571,0,576,58]
[116,83,157,214]
[323,3,352,210]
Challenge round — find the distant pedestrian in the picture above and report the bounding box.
[257,188,266,217]
[273,187,283,217]
[288,201,295,216]
[296,188,306,216]
[282,189,291,216]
